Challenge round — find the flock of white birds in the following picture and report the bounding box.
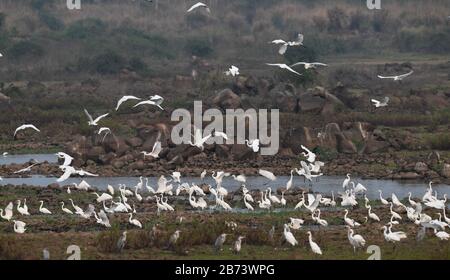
[0,2,448,257]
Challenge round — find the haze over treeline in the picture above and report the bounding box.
[0,0,449,80]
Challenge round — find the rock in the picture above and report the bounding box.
[215,145,230,159]
[414,162,428,173]
[336,134,357,154]
[111,160,125,169]
[47,183,60,190]
[129,160,145,170]
[441,164,450,178]
[126,137,143,148]
[399,172,420,180]
[230,144,256,161]
[99,152,117,165]
[281,127,313,154]
[278,148,295,157]
[428,151,441,164]
[360,137,390,154]
[211,89,241,110]
[86,146,105,161]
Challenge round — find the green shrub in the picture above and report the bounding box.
[65,18,106,39]
[428,134,450,150]
[9,40,44,59]
[92,51,126,75]
[39,12,64,31]
[185,36,213,57]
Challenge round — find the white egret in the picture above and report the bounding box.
[142,141,162,159]
[307,231,322,255]
[347,226,366,252]
[13,220,26,234]
[83,109,109,126]
[283,224,298,246]
[377,70,414,81]
[60,202,73,214]
[0,202,13,221]
[128,213,142,228]
[14,124,40,138]
[371,97,389,108]
[187,2,210,13]
[266,63,302,76]
[245,139,260,153]
[115,95,141,111]
[39,201,52,214]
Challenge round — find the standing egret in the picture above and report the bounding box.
[39,201,52,214]
[117,231,127,252]
[307,231,322,255]
[283,224,298,246]
[128,213,142,228]
[214,233,228,252]
[347,226,366,252]
[232,236,245,254]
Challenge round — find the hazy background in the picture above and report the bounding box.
[0,0,449,80]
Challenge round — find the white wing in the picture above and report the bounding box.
[290,62,307,67]
[57,166,75,182]
[151,141,162,156]
[14,124,40,137]
[116,96,141,111]
[93,113,109,124]
[377,75,395,79]
[270,39,287,45]
[371,99,381,106]
[213,131,228,140]
[259,169,276,181]
[83,109,94,123]
[278,44,288,55]
[187,2,208,12]
[310,62,328,67]
[398,70,414,79]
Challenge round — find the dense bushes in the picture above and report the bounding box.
[8,40,45,59]
[65,18,107,39]
[184,36,214,57]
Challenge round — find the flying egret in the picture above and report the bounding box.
[371,97,390,108]
[97,127,111,142]
[377,70,414,81]
[115,95,141,111]
[83,109,109,126]
[187,2,210,13]
[290,62,327,69]
[55,152,74,167]
[142,140,162,159]
[266,63,302,76]
[13,162,40,174]
[14,124,40,138]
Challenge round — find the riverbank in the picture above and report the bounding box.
[1,150,450,185]
[0,185,448,260]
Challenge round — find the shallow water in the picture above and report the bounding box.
[1,174,449,200]
[0,154,58,165]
